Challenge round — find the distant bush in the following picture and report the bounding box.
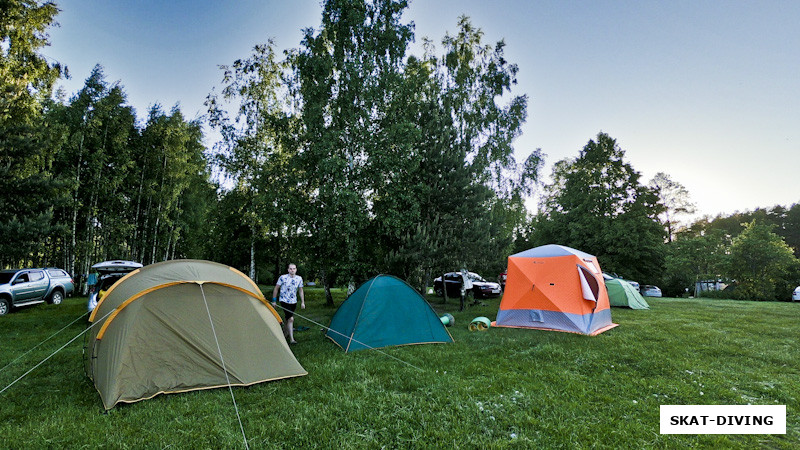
[696,290,727,300]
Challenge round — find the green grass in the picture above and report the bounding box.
[0,290,797,448]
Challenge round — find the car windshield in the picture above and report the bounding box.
[468,273,485,282]
[0,272,14,284]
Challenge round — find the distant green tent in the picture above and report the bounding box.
[605,276,650,309]
[326,275,454,352]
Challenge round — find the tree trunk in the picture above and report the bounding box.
[423,267,432,296]
[275,228,282,283]
[69,133,85,280]
[141,192,153,264]
[442,272,449,305]
[250,225,256,281]
[151,199,161,264]
[151,150,168,264]
[164,228,172,261]
[321,268,334,306]
[132,168,145,262]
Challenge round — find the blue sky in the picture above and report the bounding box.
[45,1,800,220]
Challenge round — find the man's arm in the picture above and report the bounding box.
[272,283,280,304]
[299,286,305,309]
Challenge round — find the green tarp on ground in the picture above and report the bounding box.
[326,275,453,352]
[86,259,306,409]
[605,277,650,309]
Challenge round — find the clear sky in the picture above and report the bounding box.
[45,1,800,220]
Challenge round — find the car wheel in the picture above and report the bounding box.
[50,290,64,305]
[0,298,9,316]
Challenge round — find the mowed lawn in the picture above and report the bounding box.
[0,289,797,448]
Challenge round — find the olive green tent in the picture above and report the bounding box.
[326,275,453,352]
[605,276,650,309]
[86,259,306,409]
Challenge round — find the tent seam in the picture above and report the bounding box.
[345,276,378,352]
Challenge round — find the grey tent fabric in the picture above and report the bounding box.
[511,244,596,260]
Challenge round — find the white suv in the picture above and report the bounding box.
[793,286,800,301]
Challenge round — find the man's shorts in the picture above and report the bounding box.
[279,301,297,320]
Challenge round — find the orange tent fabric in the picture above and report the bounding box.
[493,244,618,336]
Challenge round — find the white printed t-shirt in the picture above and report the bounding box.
[277,274,303,304]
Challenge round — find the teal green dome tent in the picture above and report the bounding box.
[605,276,650,309]
[326,275,454,352]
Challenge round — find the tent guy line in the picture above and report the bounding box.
[199,284,250,450]
[0,308,114,397]
[0,310,90,377]
[1,289,422,411]
[271,301,424,372]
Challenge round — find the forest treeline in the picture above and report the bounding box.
[2,0,798,301]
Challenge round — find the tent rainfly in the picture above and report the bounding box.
[326,275,453,352]
[493,244,618,336]
[86,259,306,409]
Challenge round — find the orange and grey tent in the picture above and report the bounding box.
[493,245,618,336]
[85,259,306,409]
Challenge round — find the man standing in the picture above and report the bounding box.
[86,270,99,312]
[460,268,473,312]
[85,271,98,296]
[271,263,305,344]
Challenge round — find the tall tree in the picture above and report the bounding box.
[48,66,137,277]
[727,220,799,301]
[662,228,730,297]
[648,172,695,242]
[371,17,536,294]
[130,106,207,265]
[533,132,665,281]
[207,41,300,282]
[291,0,414,302]
[784,203,800,258]
[0,0,64,267]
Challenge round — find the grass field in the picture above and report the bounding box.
[0,289,797,448]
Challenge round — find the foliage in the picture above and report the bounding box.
[648,172,695,242]
[685,203,800,259]
[40,68,211,281]
[0,0,62,120]
[46,66,138,276]
[373,16,534,291]
[0,0,64,267]
[286,3,535,297]
[532,132,665,282]
[726,220,799,301]
[661,229,731,297]
[289,0,416,300]
[0,295,798,447]
[206,41,300,282]
[0,0,539,299]
[131,105,210,265]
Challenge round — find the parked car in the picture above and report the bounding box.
[433,272,502,299]
[88,260,143,312]
[0,268,74,316]
[626,280,640,291]
[793,286,800,301]
[641,285,662,297]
